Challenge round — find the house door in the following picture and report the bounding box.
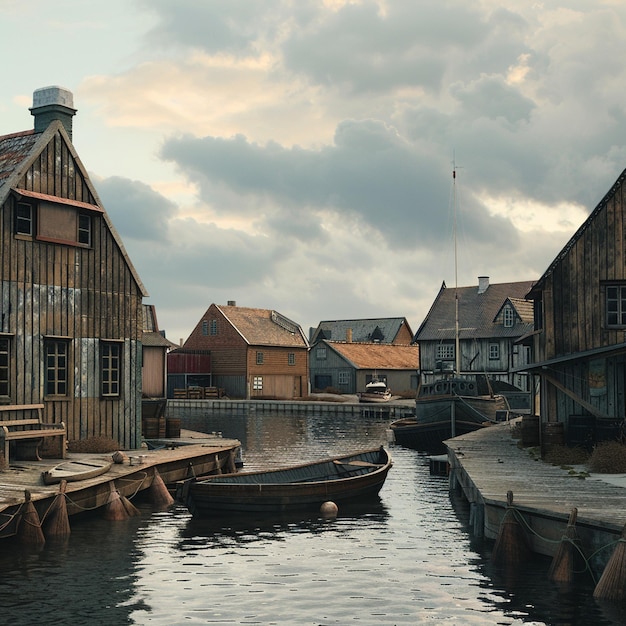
[314,375,332,391]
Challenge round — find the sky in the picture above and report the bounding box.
[1,0,625,344]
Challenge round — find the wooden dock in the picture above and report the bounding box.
[0,430,240,540]
[447,418,626,577]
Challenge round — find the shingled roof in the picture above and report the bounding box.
[415,279,536,342]
[325,341,418,370]
[218,305,309,347]
[310,317,412,344]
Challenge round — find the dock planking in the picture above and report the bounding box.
[447,418,626,575]
[0,431,241,539]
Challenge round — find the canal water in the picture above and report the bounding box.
[0,409,623,625]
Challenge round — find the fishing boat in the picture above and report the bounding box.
[390,163,507,453]
[41,458,113,485]
[359,379,392,403]
[175,446,392,516]
[390,375,507,453]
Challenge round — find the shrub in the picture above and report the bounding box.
[587,441,626,473]
[67,436,120,453]
[543,444,589,466]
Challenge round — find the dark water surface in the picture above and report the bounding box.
[0,410,622,625]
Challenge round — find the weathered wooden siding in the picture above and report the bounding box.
[0,129,144,449]
[247,346,308,399]
[143,346,166,397]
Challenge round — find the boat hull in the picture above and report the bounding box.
[41,459,113,485]
[176,447,392,516]
[390,392,507,453]
[358,392,392,403]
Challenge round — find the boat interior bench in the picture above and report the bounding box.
[0,404,66,464]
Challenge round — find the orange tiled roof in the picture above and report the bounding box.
[327,341,418,370]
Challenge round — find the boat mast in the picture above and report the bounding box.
[453,164,460,376]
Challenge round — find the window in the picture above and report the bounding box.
[256,351,264,364]
[210,319,217,335]
[489,343,500,360]
[78,213,92,246]
[503,305,514,328]
[202,320,208,335]
[253,376,263,390]
[0,338,8,396]
[316,346,327,360]
[606,284,626,327]
[101,342,121,397]
[45,340,68,396]
[15,202,34,235]
[338,371,349,385]
[436,343,455,360]
[288,352,295,366]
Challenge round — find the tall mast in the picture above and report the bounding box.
[453,164,460,375]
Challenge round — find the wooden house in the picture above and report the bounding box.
[414,277,535,409]
[309,317,414,346]
[310,340,418,395]
[181,302,309,399]
[526,168,626,445]
[0,86,148,449]
[309,317,415,392]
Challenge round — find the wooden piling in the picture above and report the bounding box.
[548,507,584,584]
[42,480,71,539]
[593,522,626,601]
[491,491,530,566]
[103,481,129,521]
[17,490,45,545]
[150,468,174,508]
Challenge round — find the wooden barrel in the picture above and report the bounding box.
[521,415,540,447]
[542,422,565,453]
[166,418,181,438]
[142,418,160,438]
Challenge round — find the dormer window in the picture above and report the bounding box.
[503,305,514,328]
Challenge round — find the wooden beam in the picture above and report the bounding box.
[542,372,609,419]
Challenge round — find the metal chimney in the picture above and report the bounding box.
[30,86,77,139]
[477,276,489,294]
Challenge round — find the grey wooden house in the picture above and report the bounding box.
[526,168,626,446]
[414,277,535,409]
[0,86,148,450]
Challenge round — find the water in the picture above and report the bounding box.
[0,410,622,625]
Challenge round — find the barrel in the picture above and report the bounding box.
[566,415,595,451]
[142,418,160,438]
[542,422,565,454]
[165,417,181,438]
[521,415,540,447]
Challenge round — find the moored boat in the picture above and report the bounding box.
[41,458,113,485]
[359,379,392,403]
[390,375,507,453]
[176,446,392,516]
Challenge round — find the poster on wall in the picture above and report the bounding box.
[588,359,607,397]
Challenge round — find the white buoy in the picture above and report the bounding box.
[320,501,338,518]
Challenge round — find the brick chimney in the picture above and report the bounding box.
[30,86,77,140]
[478,276,489,294]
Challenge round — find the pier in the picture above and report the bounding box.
[447,418,626,578]
[0,431,240,540]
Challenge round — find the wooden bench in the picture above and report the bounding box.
[0,404,66,464]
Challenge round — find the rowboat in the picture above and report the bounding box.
[358,379,392,403]
[176,446,392,516]
[41,458,113,485]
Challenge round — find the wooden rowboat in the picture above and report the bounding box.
[176,446,392,516]
[41,458,113,485]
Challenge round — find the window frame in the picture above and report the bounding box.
[101,341,122,397]
[0,338,9,398]
[503,305,514,328]
[253,376,263,391]
[605,283,626,328]
[77,212,92,246]
[15,201,34,236]
[288,352,295,366]
[45,339,69,397]
[489,343,500,360]
[316,346,327,360]
[436,343,455,361]
[256,351,264,365]
[210,319,218,335]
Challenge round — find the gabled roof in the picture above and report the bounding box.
[415,280,536,342]
[324,341,418,370]
[504,297,534,324]
[310,317,412,344]
[529,166,626,298]
[218,305,309,348]
[0,122,148,297]
[142,304,177,348]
